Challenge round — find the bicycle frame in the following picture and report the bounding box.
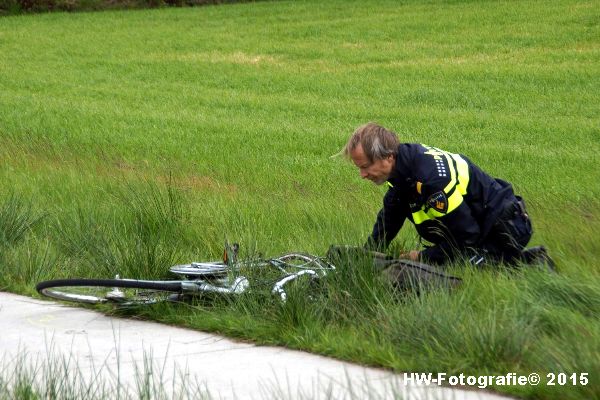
[36,249,336,306]
[170,252,335,301]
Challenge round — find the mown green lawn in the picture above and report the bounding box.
[0,1,599,399]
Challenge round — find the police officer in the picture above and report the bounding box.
[344,122,546,266]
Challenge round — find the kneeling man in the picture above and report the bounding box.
[344,122,549,266]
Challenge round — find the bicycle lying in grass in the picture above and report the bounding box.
[36,243,336,306]
[36,244,464,307]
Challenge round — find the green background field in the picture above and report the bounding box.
[1,1,598,399]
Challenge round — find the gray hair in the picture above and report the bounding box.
[342,123,399,162]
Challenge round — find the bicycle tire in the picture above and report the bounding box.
[170,261,228,278]
[36,278,183,306]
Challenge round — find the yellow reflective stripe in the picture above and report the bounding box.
[442,154,469,214]
[442,152,457,193]
[412,205,446,224]
[445,188,464,214]
[427,207,445,218]
[412,208,430,224]
[412,147,472,225]
[413,191,463,225]
[451,153,470,195]
[386,181,394,188]
[423,145,460,194]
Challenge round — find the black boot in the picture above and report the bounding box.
[521,246,556,271]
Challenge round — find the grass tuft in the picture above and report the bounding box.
[54,183,188,279]
[0,193,44,250]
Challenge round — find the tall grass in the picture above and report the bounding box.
[0,348,213,400]
[1,344,412,400]
[0,194,51,291]
[54,182,189,279]
[0,193,43,250]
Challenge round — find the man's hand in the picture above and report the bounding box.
[399,250,420,261]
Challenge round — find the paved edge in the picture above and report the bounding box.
[1,292,513,400]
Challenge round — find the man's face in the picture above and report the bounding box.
[350,144,395,185]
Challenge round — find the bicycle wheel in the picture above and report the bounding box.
[36,278,183,306]
[170,261,228,278]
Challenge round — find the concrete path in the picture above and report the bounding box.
[1,292,510,399]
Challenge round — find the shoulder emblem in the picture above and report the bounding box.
[427,191,448,213]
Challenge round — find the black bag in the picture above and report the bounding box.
[380,259,462,292]
[326,245,461,293]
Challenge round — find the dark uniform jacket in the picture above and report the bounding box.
[369,143,517,264]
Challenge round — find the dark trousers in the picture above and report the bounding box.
[480,196,533,264]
